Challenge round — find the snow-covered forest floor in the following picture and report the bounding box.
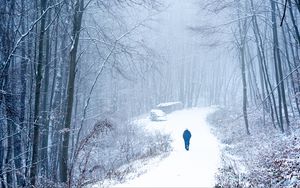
[208,108,300,187]
[93,107,221,187]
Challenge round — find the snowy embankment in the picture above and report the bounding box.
[208,108,300,187]
[94,107,221,187]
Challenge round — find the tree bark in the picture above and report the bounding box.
[41,10,52,178]
[270,0,290,132]
[241,46,251,135]
[60,0,84,184]
[288,0,300,44]
[29,0,48,186]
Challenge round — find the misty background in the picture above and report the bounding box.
[1,0,299,187]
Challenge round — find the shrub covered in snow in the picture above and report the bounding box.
[70,118,172,187]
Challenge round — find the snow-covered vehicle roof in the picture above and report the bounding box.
[157,101,182,108]
[156,101,183,114]
[150,109,167,121]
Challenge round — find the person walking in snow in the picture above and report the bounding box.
[183,129,191,151]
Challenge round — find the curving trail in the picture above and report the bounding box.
[116,107,221,187]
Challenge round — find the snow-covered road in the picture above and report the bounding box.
[116,107,221,187]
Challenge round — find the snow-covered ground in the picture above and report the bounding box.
[98,107,221,187]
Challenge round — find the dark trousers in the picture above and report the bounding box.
[184,140,190,151]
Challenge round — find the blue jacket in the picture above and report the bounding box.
[183,129,191,142]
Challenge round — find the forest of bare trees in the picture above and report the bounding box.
[191,0,300,133]
[229,0,300,134]
[0,0,299,187]
[0,0,166,187]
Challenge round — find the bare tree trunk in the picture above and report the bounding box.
[0,0,18,186]
[24,1,37,179]
[179,63,185,105]
[241,46,250,135]
[250,2,281,128]
[270,0,290,132]
[237,0,250,135]
[4,75,14,188]
[60,0,84,185]
[17,0,27,185]
[288,0,300,44]
[47,11,59,180]
[3,68,15,188]
[296,0,300,13]
[41,10,52,178]
[0,118,5,188]
[29,0,48,186]
[282,22,300,116]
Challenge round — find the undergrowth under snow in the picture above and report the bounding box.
[208,108,300,187]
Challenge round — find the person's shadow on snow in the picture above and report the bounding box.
[183,129,191,151]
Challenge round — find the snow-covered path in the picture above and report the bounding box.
[116,107,220,187]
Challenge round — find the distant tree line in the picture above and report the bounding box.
[204,0,300,134]
[191,0,299,134]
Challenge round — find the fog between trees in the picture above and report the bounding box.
[0,0,299,187]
